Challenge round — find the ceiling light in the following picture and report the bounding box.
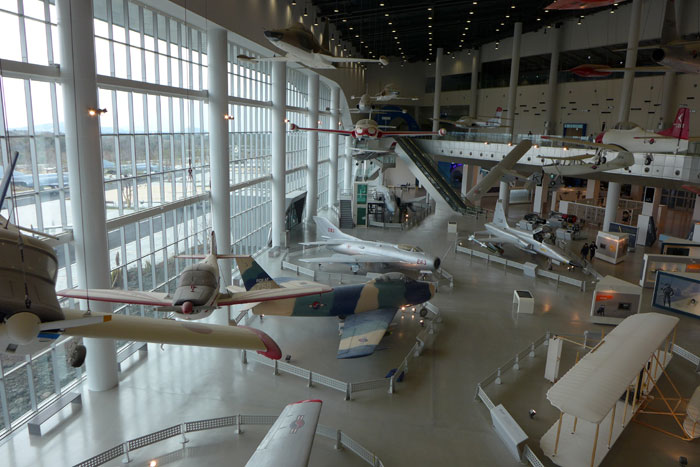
[334,8,339,12]
[511,4,515,8]
[384,13,389,16]
[470,11,474,14]
[428,16,433,20]
[303,7,308,16]
[427,7,432,10]
[291,0,296,5]
[380,2,384,5]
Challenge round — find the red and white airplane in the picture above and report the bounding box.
[545,0,619,10]
[290,118,445,141]
[544,107,699,155]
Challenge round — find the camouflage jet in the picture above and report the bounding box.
[233,257,435,358]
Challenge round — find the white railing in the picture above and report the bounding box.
[74,414,385,467]
[455,244,589,291]
[242,302,442,400]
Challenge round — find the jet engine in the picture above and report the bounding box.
[6,312,41,345]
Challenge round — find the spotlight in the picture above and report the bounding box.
[529,409,537,419]
[88,107,107,116]
[150,461,157,467]
[223,114,234,120]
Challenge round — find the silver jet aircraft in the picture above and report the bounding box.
[237,23,387,70]
[469,200,583,268]
[300,216,440,272]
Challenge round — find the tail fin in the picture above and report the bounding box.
[234,256,282,290]
[313,216,355,240]
[658,107,689,140]
[209,231,218,257]
[661,0,679,44]
[492,200,509,227]
[492,107,503,124]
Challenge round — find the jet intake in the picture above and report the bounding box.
[433,257,441,270]
[263,30,284,41]
[6,312,41,345]
[651,48,666,63]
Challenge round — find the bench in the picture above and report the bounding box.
[27,391,82,436]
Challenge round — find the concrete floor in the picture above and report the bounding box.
[1,205,699,466]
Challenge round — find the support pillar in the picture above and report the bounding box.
[617,0,643,123]
[469,49,480,120]
[329,86,340,207]
[460,165,469,197]
[533,184,549,215]
[499,181,510,218]
[545,26,561,135]
[271,61,286,248]
[207,27,231,300]
[57,0,118,391]
[431,48,443,138]
[603,182,621,231]
[586,180,600,200]
[344,141,353,192]
[305,73,319,222]
[506,22,522,142]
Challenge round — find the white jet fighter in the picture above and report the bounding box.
[431,107,508,129]
[290,118,445,141]
[58,231,331,321]
[469,200,583,268]
[300,216,440,272]
[543,107,699,156]
[237,23,387,70]
[355,84,419,103]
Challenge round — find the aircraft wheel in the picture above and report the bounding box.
[644,156,653,166]
[419,307,428,318]
[69,344,87,368]
[338,315,346,321]
[600,156,607,164]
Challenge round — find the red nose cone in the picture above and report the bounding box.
[595,132,605,144]
[182,301,194,314]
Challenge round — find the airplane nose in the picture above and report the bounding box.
[182,301,194,314]
[433,257,441,270]
[264,30,283,41]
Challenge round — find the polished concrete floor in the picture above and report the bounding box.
[1,205,699,466]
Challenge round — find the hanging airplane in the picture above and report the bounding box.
[350,141,397,160]
[370,184,426,215]
[542,107,700,156]
[237,23,388,70]
[570,1,700,76]
[469,199,583,268]
[245,399,322,467]
[58,231,331,321]
[354,84,419,103]
[0,153,282,367]
[538,150,635,176]
[233,257,435,358]
[290,118,445,141]
[430,107,508,129]
[299,216,440,272]
[545,0,620,10]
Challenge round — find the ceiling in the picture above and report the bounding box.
[307,0,630,62]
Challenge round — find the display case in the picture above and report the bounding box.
[640,253,700,288]
[590,275,642,325]
[652,271,700,319]
[658,235,700,257]
[594,231,629,264]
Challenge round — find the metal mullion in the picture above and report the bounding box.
[43,0,54,65]
[122,0,132,80]
[138,6,146,82]
[106,0,116,77]
[176,20,183,89]
[135,220,143,290]
[152,9,160,85]
[148,217,155,288]
[130,135,138,209]
[17,0,28,62]
[25,355,37,412]
[50,345,61,394]
[165,17,172,87]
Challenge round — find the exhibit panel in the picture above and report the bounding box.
[590,275,641,325]
[594,231,629,264]
[652,271,700,319]
[640,253,700,288]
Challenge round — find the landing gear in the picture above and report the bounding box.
[350,264,360,274]
[419,307,428,318]
[69,344,87,368]
[644,155,654,166]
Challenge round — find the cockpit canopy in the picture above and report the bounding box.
[612,122,640,131]
[397,244,423,252]
[179,268,217,289]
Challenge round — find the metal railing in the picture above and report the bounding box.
[74,414,385,467]
[241,302,442,400]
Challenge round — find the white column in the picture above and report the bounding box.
[533,184,549,214]
[586,179,600,200]
[692,194,700,221]
[305,73,319,222]
[469,49,480,119]
[207,27,231,294]
[460,165,469,197]
[431,48,443,137]
[617,0,643,123]
[507,22,522,142]
[271,61,286,248]
[344,141,353,192]
[545,26,561,136]
[603,182,621,231]
[499,180,510,218]
[329,86,340,207]
[57,0,118,391]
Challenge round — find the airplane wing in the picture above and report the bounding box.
[217,284,332,306]
[60,309,282,358]
[350,147,394,154]
[299,253,393,264]
[237,55,293,63]
[325,55,389,66]
[337,309,396,358]
[245,400,322,467]
[382,129,446,137]
[298,240,347,246]
[289,123,354,136]
[56,289,171,307]
[429,118,458,125]
[537,154,595,161]
[541,136,623,151]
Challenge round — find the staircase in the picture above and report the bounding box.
[339,199,354,229]
[394,137,479,215]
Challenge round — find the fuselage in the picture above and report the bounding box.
[328,240,440,271]
[169,253,221,319]
[600,127,688,154]
[542,151,635,176]
[654,46,700,74]
[252,274,435,317]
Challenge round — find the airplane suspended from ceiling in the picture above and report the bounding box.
[237,23,388,70]
[570,0,700,76]
[538,151,636,176]
[431,107,509,129]
[545,0,621,10]
[0,153,283,366]
[290,118,445,141]
[543,107,700,157]
[58,231,332,321]
[358,84,419,103]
